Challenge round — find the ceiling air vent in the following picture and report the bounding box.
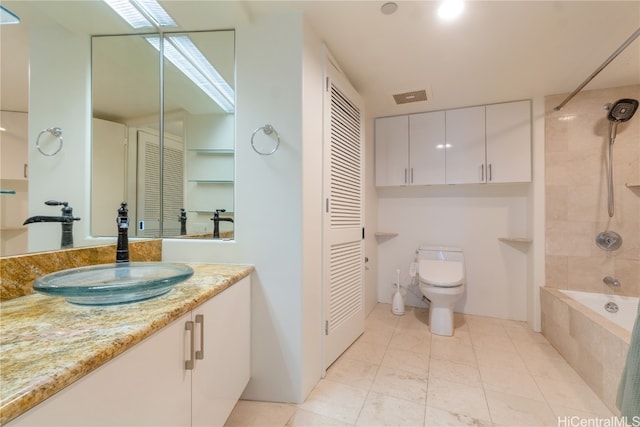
[393,89,428,105]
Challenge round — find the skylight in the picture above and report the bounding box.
[0,5,20,25]
[146,36,235,113]
[104,0,176,29]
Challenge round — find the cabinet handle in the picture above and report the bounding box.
[480,164,484,182]
[185,321,195,370]
[489,164,492,182]
[404,168,408,184]
[410,168,414,184]
[24,164,28,179]
[195,314,205,360]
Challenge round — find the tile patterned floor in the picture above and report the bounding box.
[225,304,614,426]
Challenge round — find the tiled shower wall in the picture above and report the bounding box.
[545,84,640,297]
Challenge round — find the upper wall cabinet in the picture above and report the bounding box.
[375,100,531,187]
[485,100,531,183]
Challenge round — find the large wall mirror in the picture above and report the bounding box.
[91,30,235,241]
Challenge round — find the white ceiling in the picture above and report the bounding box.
[2,1,639,119]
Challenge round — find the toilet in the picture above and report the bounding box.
[417,246,465,336]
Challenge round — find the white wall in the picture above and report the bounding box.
[28,17,92,252]
[377,184,530,321]
[163,12,324,403]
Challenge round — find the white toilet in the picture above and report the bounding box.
[417,246,465,336]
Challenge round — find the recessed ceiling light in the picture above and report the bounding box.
[381,2,398,15]
[438,0,464,21]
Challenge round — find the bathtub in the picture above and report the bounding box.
[541,287,637,415]
[560,289,639,332]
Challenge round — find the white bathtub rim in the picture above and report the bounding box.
[559,289,638,333]
[543,287,632,344]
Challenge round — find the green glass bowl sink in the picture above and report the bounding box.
[33,262,194,306]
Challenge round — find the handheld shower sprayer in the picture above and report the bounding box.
[605,98,638,217]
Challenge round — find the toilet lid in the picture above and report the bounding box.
[419,260,464,287]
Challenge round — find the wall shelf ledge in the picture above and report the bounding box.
[498,237,532,243]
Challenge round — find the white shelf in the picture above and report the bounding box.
[625,183,640,189]
[188,180,233,184]
[375,232,398,238]
[498,237,532,243]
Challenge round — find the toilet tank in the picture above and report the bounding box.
[417,246,464,263]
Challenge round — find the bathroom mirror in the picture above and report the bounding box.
[91,30,235,240]
[0,0,238,255]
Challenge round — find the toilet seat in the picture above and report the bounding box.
[419,260,464,288]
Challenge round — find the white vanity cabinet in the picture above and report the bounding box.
[485,100,531,183]
[9,277,250,427]
[444,106,486,184]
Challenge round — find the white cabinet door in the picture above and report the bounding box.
[9,312,192,427]
[409,111,446,185]
[485,100,531,183]
[375,115,408,186]
[445,106,486,184]
[192,277,251,427]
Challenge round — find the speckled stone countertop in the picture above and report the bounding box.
[0,263,253,425]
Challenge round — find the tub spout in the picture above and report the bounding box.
[603,276,621,287]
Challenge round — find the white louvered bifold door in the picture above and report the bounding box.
[323,66,365,370]
[137,130,184,237]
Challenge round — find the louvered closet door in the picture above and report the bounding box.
[323,70,365,370]
[137,130,184,237]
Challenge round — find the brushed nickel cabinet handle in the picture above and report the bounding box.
[195,314,204,360]
[185,321,195,370]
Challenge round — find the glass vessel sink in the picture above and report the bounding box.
[33,262,194,305]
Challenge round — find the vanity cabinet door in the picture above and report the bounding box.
[9,311,192,426]
[445,106,486,184]
[409,111,446,185]
[192,276,250,427]
[375,115,409,186]
[485,100,531,183]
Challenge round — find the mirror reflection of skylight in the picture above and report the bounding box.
[0,5,20,25]
[146,36,235,113]
[104,0,176,29]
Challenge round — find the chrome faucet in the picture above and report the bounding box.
[603,276,621,287]
[211,209,233,239]
[23,200,81,249]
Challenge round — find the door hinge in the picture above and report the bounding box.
[325,320,329,335]
[326,77,330,92]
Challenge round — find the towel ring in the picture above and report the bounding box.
[251,124,280,155]
[36,127,63,156]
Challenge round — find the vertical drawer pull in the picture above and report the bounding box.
[195,314,205,360]
[489,164,492,181]
[185,321,195,370]
[481,164,484,182]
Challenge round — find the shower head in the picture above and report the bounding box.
[607,98,638,123]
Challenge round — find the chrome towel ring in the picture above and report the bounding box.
[251,124,280,155]
[36,127,63,156]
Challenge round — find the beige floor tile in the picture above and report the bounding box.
[466,316,508,337]
[513,339,564,361]
[381,347,429,377]
[356,391,425,426]
[533,376,613,417]
[549,403,614,419]
[471,331,518,352]
[524,355,584,384]
[341,337,388,365]
[479,364,545,401]
[426,378,491,423]
[430,338,477,366]
[474,345,528,371]
[297,379,368,425]
[370,365,428,404]
[429,358,482,387]
[389,329,431,355]
[286,408,353,426]
[396,307,430,331]
[358,324,394,347]
[424,406,492,427]
[485,389,557,426]
[325,356,379,391]
[224,400,296,427]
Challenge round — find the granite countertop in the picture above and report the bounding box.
[0,263,253,425]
